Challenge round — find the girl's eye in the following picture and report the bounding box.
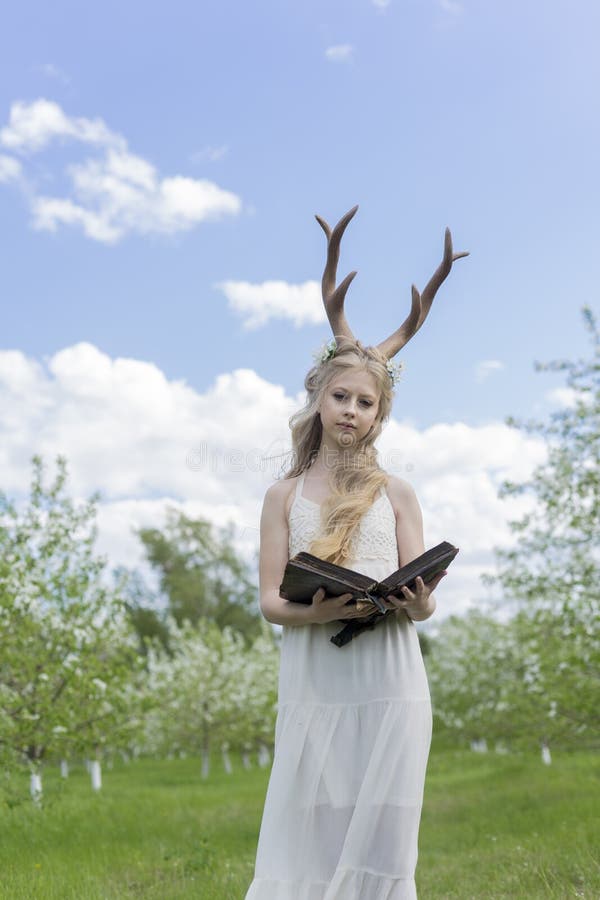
[333,393,372,407]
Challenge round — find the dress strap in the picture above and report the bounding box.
[295,470,306,499]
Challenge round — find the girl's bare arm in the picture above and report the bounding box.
[387,476,442,622]
[258,483,359,627]
[259,483,312,625]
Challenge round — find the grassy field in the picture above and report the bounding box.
[0,745,598,899]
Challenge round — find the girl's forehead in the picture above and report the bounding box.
[330,371,379,398]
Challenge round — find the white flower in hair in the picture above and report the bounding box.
[385,358,405,387]
[311,338,405,387]
[312,338,338,364]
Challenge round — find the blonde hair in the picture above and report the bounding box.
[283,336,395,566]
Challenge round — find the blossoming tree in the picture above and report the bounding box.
[142,616,279,776]
[427,308,600,757]
[0,455,144,800]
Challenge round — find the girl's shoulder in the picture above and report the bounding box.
[263,475,298,522]
[382,473,420,519]
[384,473,415,494]
[262,473,419,523]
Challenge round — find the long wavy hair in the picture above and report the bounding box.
[283,336,395,566]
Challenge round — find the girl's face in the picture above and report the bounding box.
[318,370,381,450]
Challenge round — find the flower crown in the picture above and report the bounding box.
[311,338,405,388]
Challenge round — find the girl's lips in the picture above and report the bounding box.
[338,423,355,429]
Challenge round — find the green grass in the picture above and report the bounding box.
[417,748,599,898]
[0,745,598,899]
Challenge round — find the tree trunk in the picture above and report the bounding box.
[201,717,210,778]
[27,749,43,805]
[90,748,102,790]
[258,743,270,767]
[201,746,210,779]
[221,743,232,774]
[30,770,42,805]
[541,741,552,765]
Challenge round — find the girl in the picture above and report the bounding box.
[245,206,467,899]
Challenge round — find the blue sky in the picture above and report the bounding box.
[1,0,598,618]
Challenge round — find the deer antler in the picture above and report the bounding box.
[376,227,469,359]
[314,204,359,344]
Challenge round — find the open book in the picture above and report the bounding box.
[279,541,460,647]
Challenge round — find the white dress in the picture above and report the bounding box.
[245,471,432,900]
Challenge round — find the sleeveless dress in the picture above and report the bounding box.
[245,471,433,900]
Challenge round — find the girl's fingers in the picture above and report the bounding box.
[316,574,449,603]
[315,576,448,610]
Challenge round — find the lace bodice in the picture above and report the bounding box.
[288,470,399,566]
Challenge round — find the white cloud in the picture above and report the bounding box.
[0,99,242,243]
[371,0,391,9]
[325,45,354,63]
[0,342,547,619]
[214,279,326,330]
[474,359,504,383]
[545,386,578,409]
[0,98,123,154]
[0,154,22,183]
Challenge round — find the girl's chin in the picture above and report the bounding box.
[336,429,358,446]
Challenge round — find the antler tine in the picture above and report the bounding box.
[376,227,469,360]
[314,204,359,344]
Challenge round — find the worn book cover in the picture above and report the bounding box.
[279,541,460,646]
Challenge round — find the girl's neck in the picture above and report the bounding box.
[310,444,358,477]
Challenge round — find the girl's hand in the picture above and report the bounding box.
[384,571,447,618]
[307,588,376,625]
